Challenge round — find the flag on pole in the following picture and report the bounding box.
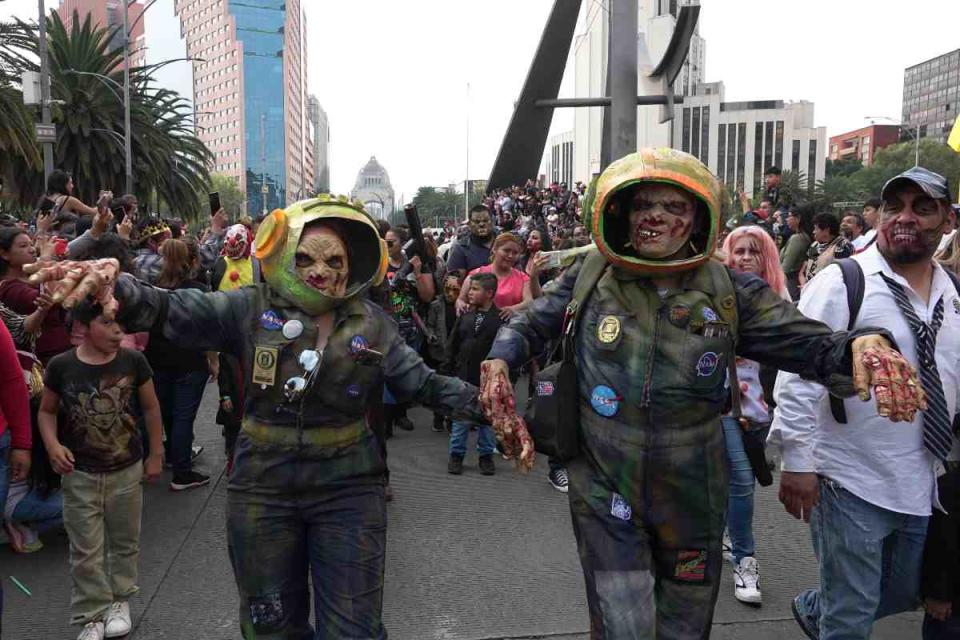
[949,113,960,152]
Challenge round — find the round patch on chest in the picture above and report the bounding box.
[696,352,720,377]
[597,316,621,344]
[590,385,620,417]
[350,335,370,354]
[259,310,284,331]
[282,319,304,340]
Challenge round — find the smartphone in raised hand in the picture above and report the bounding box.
[209,192,221,216]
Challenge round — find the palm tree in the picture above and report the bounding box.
[0,17,41,200]
[47,12,212,216]
[2,10,211,217]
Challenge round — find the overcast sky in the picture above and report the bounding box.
[3,0,958,201]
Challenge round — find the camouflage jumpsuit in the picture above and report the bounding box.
[487,253,881,640]
[115,274,481,639]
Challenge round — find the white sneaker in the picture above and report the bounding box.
[722,531,733,562]
[104,601,132,637]
[734,556,762,605]
[77,621,105,640]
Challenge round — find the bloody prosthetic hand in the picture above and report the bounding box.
[24,259,121,318]
[851,335,926,422]
[480,359,535,471]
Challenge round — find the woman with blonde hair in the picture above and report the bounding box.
[718,225,790,607]
[456,232,548,320]
[143,238,212,492]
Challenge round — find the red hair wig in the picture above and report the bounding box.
[722,226,789,299]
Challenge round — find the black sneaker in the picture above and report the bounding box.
[432,414,445,433]
[478,454,495,476]
[170,471,211,492]
[395,416,414,431]
[791,594,820,640]
[548,467,569,493]
[447,455,464,475]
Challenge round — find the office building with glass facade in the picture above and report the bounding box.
[175,0,310,217]
[902,48,960,145]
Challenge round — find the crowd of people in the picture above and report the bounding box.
[0,150,959,640]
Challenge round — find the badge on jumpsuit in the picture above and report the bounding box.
[282,319,304,340]
[259,310,283,331]
[610,492,632,521]
[701,307,720,322]
[696,352,719,377]
[591,385,620,417]
[953,298,960,315]
[597,316,621,344]
[350,335,370,354]
[669,304,691,328]
[252,346,279,386]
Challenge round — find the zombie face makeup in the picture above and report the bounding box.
[295,224,349,297]
[626,183,697,260]
[877,184,953,265]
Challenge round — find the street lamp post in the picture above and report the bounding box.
[122,2,133,193]
[37,0,54,182]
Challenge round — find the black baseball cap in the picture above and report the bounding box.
[881,166,951,203]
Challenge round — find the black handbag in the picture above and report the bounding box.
[728,356,773,487]
[524,320,581,461]
[523,251,608,462]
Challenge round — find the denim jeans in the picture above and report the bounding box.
[924,613,960,640]
[794,476,928,640]
[11,486,64,533]
[153,369,208,473]
[721,417,765,563]
[227,482,387,639]
[449,421,496,457]
[62,462,144,625]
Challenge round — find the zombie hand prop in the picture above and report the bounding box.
[24,258,121,318]
[480,359,535,472]
[851,334,926,422]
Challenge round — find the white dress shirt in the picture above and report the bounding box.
[852,231,874,251]
[768,245,960,516]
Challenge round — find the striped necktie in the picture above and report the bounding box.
[880,274,953,461]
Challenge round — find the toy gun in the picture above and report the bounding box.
[402,203,436,273]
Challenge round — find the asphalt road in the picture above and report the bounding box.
[1,385,922,639]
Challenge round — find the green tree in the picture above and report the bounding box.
[1,11,212,217]
[0,16,41,204]
[209,173,245,218]
[850,139,960,201]
[825,158,863,179]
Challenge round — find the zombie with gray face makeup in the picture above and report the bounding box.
[29,196,485,639]
[480,148,925,639]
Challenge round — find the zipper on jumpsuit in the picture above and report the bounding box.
[640,304,665,408]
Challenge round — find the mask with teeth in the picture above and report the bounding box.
[254,197,388,315]
[878,186,951,265]
[295,225,349,297]
[582,148,721,274]
[625,184,697,260]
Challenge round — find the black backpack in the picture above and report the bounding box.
[830,258,960,423]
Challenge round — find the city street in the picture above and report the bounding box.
[2,386,922,640]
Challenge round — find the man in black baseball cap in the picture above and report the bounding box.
[879,166,955,265]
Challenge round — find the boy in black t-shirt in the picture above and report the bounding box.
[38,297,163,640]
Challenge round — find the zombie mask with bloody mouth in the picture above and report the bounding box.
[581,148,722,274]
[254,196,388,315]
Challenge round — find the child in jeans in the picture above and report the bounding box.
[38,297,163,640]
[444,272,502,476]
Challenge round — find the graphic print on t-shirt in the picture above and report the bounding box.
[65,371,140,470]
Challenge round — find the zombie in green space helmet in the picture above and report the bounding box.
[581,147,723,275]
[254,195,388,315]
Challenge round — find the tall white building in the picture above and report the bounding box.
[573,0,705,182]
[545,130,575,186]
[673,82,827,197]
